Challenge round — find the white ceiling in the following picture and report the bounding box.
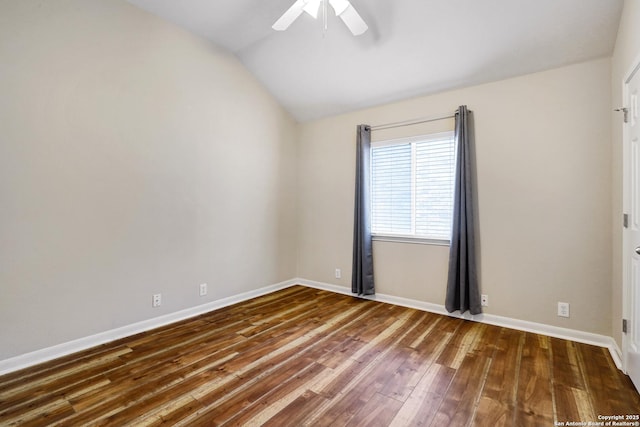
[127,0,623,122]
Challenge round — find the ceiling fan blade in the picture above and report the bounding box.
[272,0,306,31]
[303,0,321,19]
[338,4,368,36]
[328,0,349,16]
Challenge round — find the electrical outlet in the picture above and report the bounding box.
[481,294,489,307]
[199,283,207,297]
[558,302,570,318]
[152,293,162,307]
[335,268,342,279]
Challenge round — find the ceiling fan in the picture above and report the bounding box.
[272,0,368,36]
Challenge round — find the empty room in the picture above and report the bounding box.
[2,0,640,425]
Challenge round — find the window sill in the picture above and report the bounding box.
[372,235,450,246]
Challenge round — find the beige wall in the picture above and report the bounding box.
[298,58,613,335]
[0,0,297,359]
[611,0,640,348]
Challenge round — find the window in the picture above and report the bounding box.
[371,131,455,243]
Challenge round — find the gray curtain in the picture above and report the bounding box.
[352,124,375,295]
[445,106,481,314]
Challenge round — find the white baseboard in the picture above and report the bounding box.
[0,279,297,376]
[0,277,624,376]
[294,278,624,370]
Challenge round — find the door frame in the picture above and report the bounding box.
[622,53,640,374]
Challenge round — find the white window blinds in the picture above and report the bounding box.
[371,132,455,241]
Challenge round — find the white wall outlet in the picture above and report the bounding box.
[199,283,207,297]
[481,294,489,307]
[152,293,162,307]
[335,268,341,279]
[558,302,570,318]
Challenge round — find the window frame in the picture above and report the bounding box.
[370,131,456,246]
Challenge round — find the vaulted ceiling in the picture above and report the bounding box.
[127,0,623,122]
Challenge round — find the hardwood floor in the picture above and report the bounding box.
[1,285,639,426]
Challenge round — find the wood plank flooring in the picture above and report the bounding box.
[1,285,639,426]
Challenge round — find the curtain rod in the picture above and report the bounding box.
[370,111,456,131]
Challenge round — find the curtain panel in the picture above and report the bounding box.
[352,124,375,295]
[445,106,481,314]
